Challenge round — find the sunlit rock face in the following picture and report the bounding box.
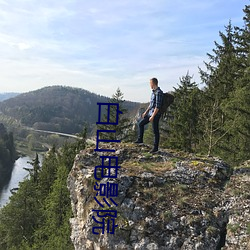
[67,142,249,250]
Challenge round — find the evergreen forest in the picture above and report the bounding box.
[159,5,250,165]
[0,136,87,249]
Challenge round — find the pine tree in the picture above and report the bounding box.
[164,74,201,152]
[97,88,130,140]
[75,126,87,152]
[27,153,40,184]
[33,164,74,250]
[219,5,250,163]
[0,179,40,249]
[199,21,238,95]
[233,5,250,85]
[198,21,239,157]
[38,146,58,199]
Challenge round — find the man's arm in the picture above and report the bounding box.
[142,104,150,118]
[149,108,159,122]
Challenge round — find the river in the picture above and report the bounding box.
[0,156,33,208]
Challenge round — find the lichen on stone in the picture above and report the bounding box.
[67,142,249,250]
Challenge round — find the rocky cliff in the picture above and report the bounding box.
[67,143,250,250]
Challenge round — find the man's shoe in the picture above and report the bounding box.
[149,148,158,153]
[134,140,143,144]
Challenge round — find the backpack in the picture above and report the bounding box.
[160,92,174,115]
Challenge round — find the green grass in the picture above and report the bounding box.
[247,223,250,235]
[227,223,240,233]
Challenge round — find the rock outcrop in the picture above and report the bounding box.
[222,161,250,250]
[67,143,250,250]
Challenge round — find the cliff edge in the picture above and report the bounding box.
[67,143,250,250]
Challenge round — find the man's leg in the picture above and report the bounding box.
[136,115,150,143]
[152,114,161,151]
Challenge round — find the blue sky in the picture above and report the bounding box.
[0,0,248,102]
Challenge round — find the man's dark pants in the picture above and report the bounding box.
[137,113,161,150]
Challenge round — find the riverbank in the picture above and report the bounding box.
[0,155,43,208]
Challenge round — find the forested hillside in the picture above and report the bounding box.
[0,93,19,102]
[0,86,140,134]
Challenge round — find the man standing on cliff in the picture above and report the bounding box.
[135,78,163,153]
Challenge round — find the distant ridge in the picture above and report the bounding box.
[0,86,140,134]
[0,92,20,102]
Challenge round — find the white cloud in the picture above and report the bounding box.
[16,42,32,50]
[0,0,247,102]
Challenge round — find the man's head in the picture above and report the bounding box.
[150,78,158,90]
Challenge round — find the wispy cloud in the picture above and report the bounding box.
[0,0,247,102]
